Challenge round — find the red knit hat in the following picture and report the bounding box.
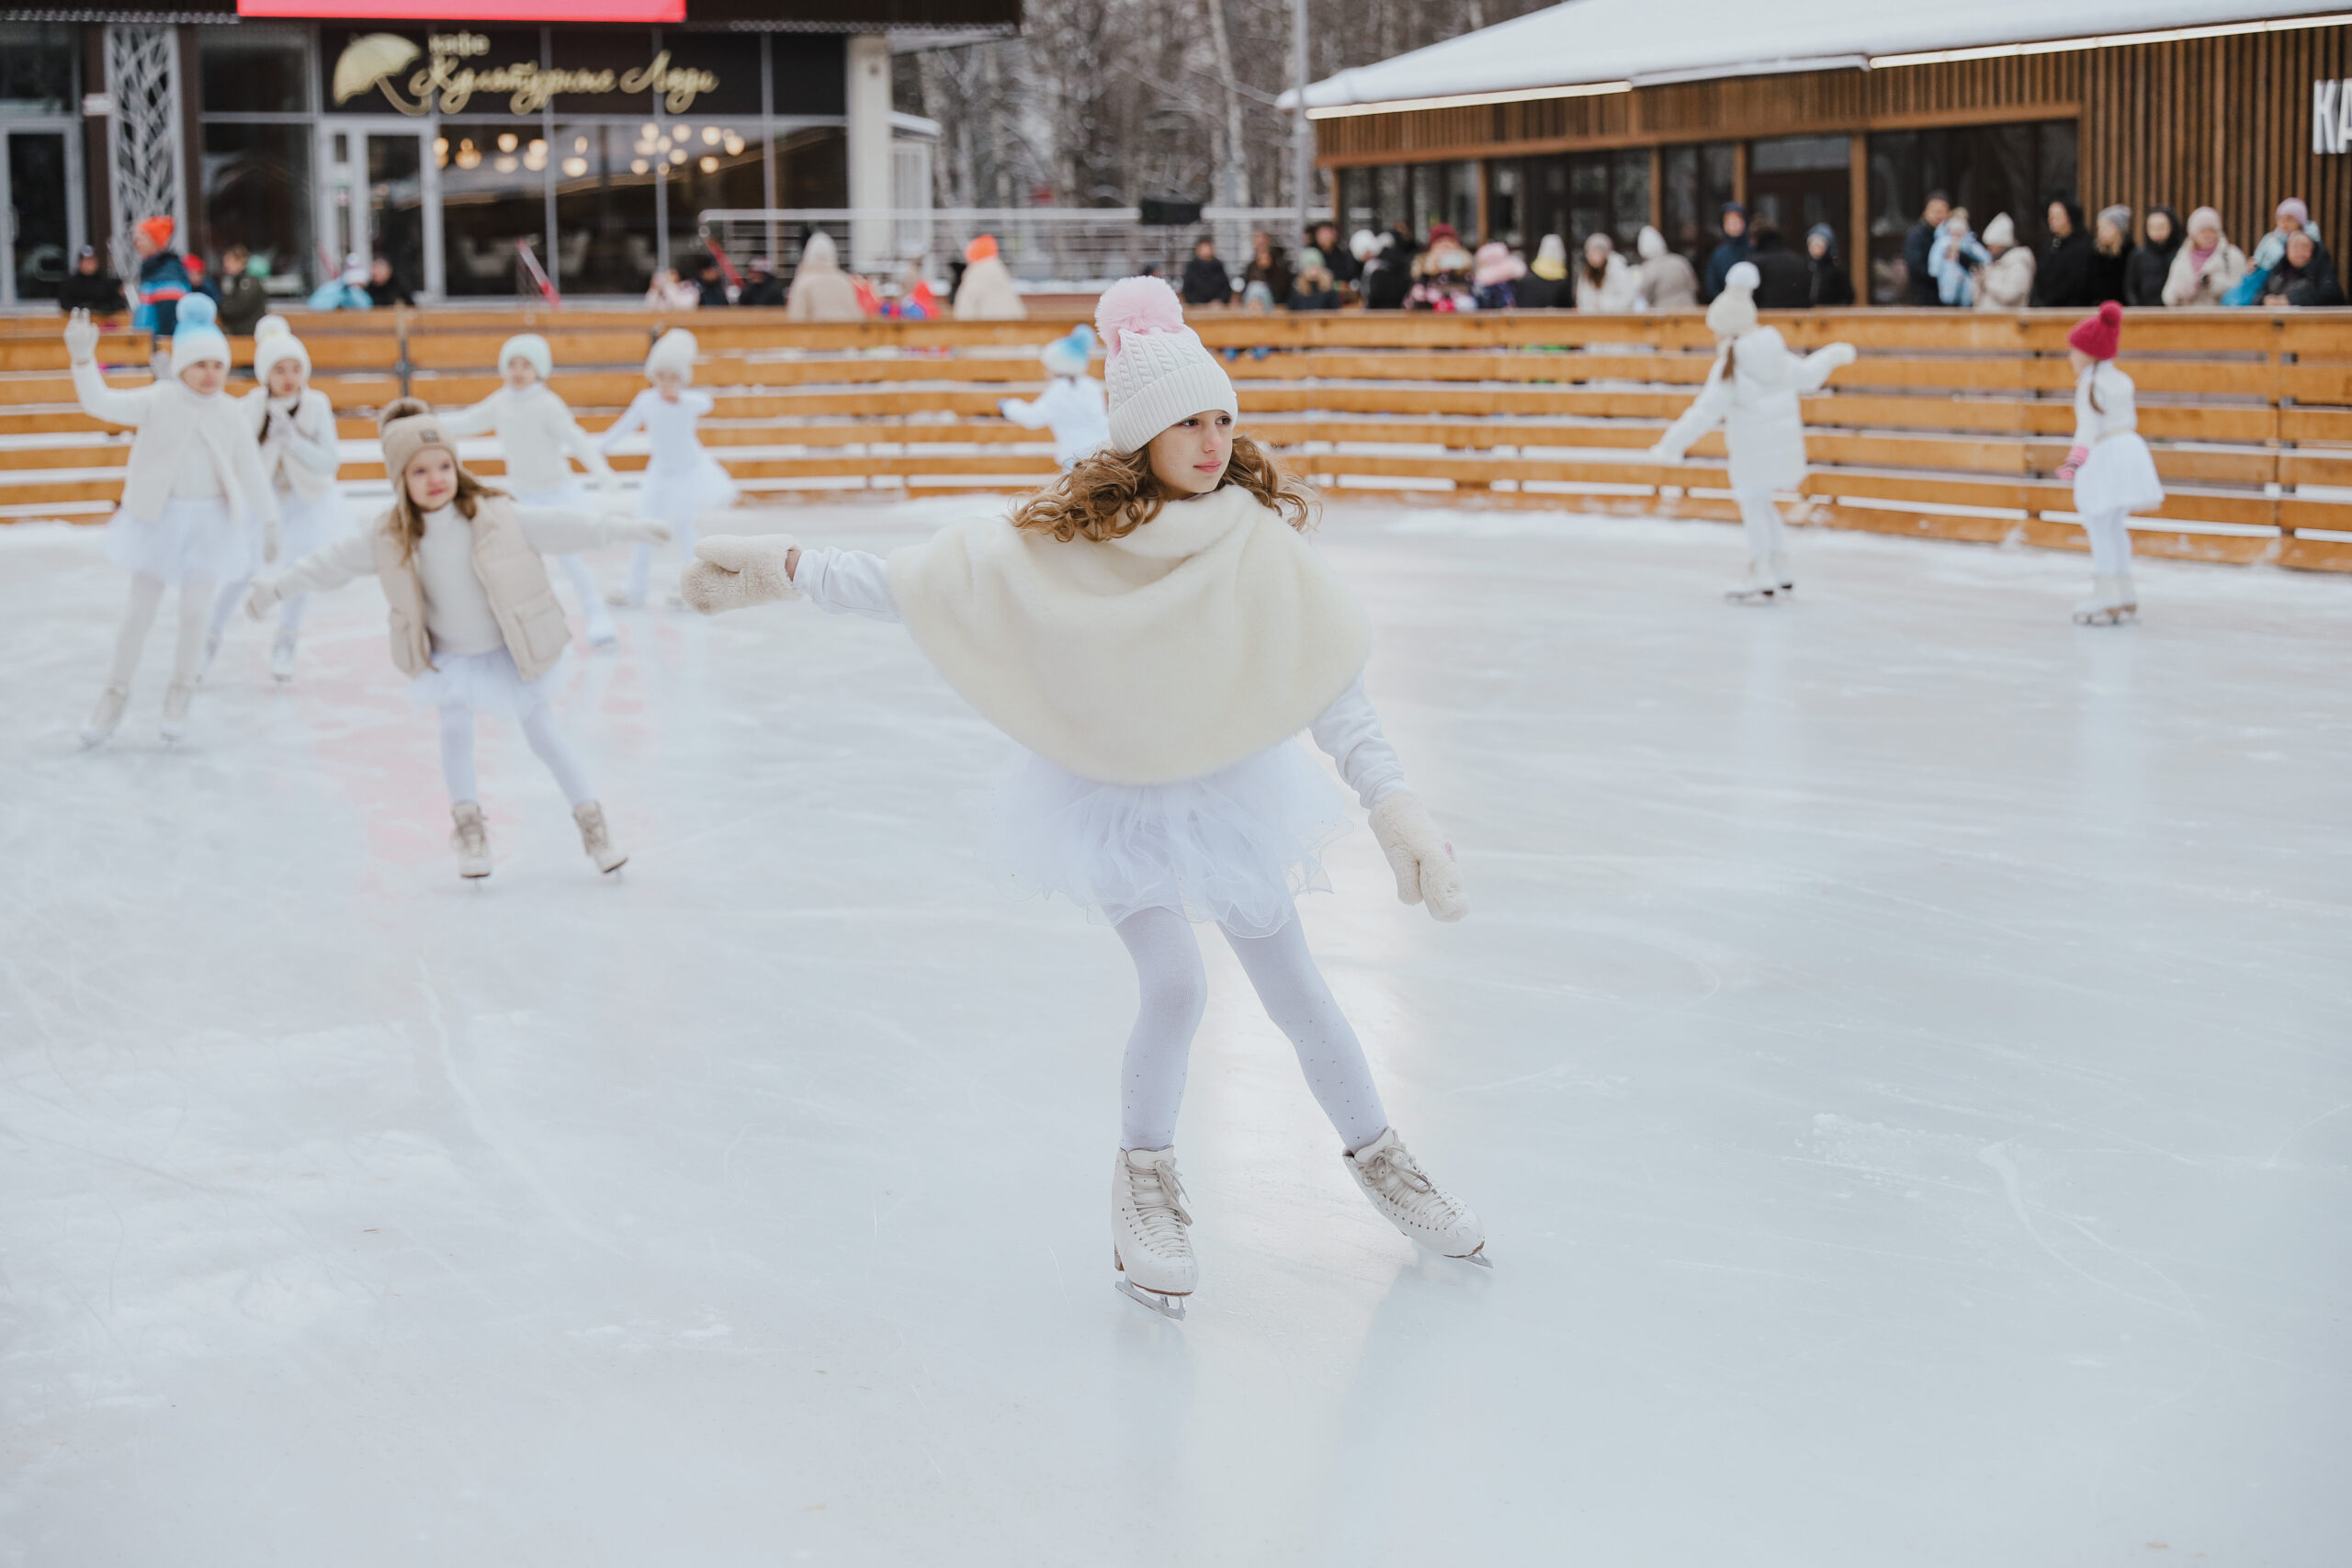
[136,215,174,249]
[2068,299,2122,361]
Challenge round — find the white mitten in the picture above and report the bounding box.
[625,519,673,545]
[243,579,284,620]
[63,308,99,366]
[262,517,281,565]
[1368,791,1468,922]
[682,534,800,615]
[1823,341,1858,369]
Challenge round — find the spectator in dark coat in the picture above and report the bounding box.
[1180,237,1231,307]
[58,246,128,315]
[738,256,786,306]
[2263,231,2346,307]
[1242,231,1294,307]
[2125,207,2180,307]
[2088,205,2134,305]
[1311,221,1360,286]
[694,257,730,308]
[1702,203,1751,303]
[1805,224,1856,307]
[1747,223,1811,309]
[1287,249,1341,310]
[2031,199,2098,307]
[1361,235,1411,310]
[1903,191,1951,305]
[366,255,413,307]
[1513,233,1570,309]
[215,245,271,336]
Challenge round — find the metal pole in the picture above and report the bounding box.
[1292,0,1311,247]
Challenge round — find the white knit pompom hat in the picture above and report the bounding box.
[252,314,309,379]
[645,327,697,384]
[1095,276,1236,453]
[1705,260,1761,339]
[500,332,552,380]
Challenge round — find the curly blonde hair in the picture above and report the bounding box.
[1009,431,1316,542]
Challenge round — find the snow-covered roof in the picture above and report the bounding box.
[1284,0,2352,112]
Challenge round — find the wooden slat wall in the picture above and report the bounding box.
[1318,25,2352,257]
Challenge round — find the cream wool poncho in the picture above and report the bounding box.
[883,483,1371,785]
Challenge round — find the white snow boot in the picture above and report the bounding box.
[269,631,298,683]
[573,800,627,874]
[1112,1145,1197,1319]
[1770,551,1794,594]
[451,802,492,879]
[1725,560,1777,604]
[1343,1129,1489,1266]
[2072,575,2135,626]
[159,682,194,743]
[80,684,129,749]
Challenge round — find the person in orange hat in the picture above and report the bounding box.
[2057,300,2164,625]
[952,232,1026,320]
[130,215,193,357]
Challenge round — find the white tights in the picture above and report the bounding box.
[107,572,210,692]
[437,700,594,808]
[1737,486,1787,563]
[624,513,699,603]
[1113,904,1390,1155]
[2080,508,2136,577]
[209,575,308,642]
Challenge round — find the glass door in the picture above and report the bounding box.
[1,125,84,307]
[322,121,440,301]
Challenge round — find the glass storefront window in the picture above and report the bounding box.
[1662,142,1737,265]
[1520,151,1648,254]
[663,118,764,267]
[0,24,76,114]
[775,126,847,209]
[1867,120,2077,303]
[200,28,311,116]
[554,122,658,293]
[200,124,314,292]
[437,124,548,296]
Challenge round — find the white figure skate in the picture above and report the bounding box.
[450,803,492,879]
[1344,1129,1489,1266]
[79,685,129,749]
[159,681,194,743]
[2072,574,2137,626]
[269,631,298,683]
[573,800,627,874]
[1112,1145,1196,1320]
[1725,560,1777,604]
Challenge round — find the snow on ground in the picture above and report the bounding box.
[1,502,2346,1567]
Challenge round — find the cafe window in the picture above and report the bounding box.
[198,124,313,295]
[659,118,765,270]
[199,27,311,116]
[0,23,77,113]
[1662,142,1737,268]
[775,125,847,209]
[1867,120,2078,304]
[554,123,657,293]
[438,125,549,296]
[1519,151,1648,254]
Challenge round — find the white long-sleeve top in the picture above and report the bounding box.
[790,544,1408,807]
[72,358,277,525]
[999,376,1110,468]
[271,505,637,657]
[598,388,716,473]
[243,386,341,500]
[2072,360,2140,447]
[439,383,613,496]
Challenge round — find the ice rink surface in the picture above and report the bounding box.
[3,499,2346,1566]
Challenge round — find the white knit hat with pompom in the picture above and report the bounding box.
[252,314,309,379]
[1095,276,1236,453]
[645,327,697,384]
[1705,260,1761,340]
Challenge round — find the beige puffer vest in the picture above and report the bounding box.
[368,494,572,681]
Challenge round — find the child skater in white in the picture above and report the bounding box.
[65,296,278,746]
[1648,261,1858,602]
[437,333,621,648]
[998,324,1109,470]
[201,316,347,684]
[600,329,736,609]
[243,400,669,880]
[2057,301,2163,625]
[682,276,1486,1319]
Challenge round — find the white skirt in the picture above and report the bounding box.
[405,644,575,719]
[513,479,594,512]
[277,485,351,566]
[640,452,737,525]
[105,497,248,586]
[2074,433,2165,516]
[989,740,1348,938]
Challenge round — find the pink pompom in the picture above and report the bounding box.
[1095,275,1184,355]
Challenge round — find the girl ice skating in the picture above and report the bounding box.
[998,325,1110,470]
[66,295,279,746]
[243,400,669,879]
[2058,301,2165,625]
[682,276,1486,1319]
[201,316,348,684]
[438,333,622,648]
[599,329,737,609]
[1648,261,1858,602]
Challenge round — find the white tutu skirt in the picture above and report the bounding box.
[277,486,350,566]
[514,479,595,512]
[2075,434,2165,515]
[640,454,736,525]
[405,644,574,719]
[989,740,1348,938]
[105,497,247,585]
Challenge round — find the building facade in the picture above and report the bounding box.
[0,0,1015,306]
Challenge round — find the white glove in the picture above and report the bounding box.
[63,308,99,366]
[1646,443,1679,467]
[1368,791,1468,922]
[681,534,801,615]
[262,517,281,565]
[243,580,284,620]
[1822,342,1858,369]
[625,519,673,545]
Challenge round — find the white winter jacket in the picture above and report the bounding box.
[2072,360,2140,446]
[1973,248,2037,311]
[1575,253,1642,314]
[999,375,1109,468]
[1653,326,1854,492]
[439,383,614,497]
[953,256,1027,321]
[243,386,340,501]
[72,359,278,528]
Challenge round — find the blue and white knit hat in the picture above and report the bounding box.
[1040,323,1094,378]
[168,293,230,377]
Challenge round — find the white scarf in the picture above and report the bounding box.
[886,483,1371,784]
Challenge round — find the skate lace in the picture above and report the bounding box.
[1360,1144,1464,1224]
[1127,1156,1193,1244]
[453,814,487,854]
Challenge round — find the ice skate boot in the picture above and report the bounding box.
[450,802,492,879]
[269,631,298,683]
[2072,575,2134,626]
[1770,550,1794,594]
[159,682,194,743]
[605,586,644,610]
[1343,1129,1489,1266]
[584,602,620,649]
[1112,1146,1196,1319]
[79,684,129,749]
[1724,560,1776,604]
[573,800,627,874]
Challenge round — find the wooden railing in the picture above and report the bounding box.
[6,307,2349,573]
